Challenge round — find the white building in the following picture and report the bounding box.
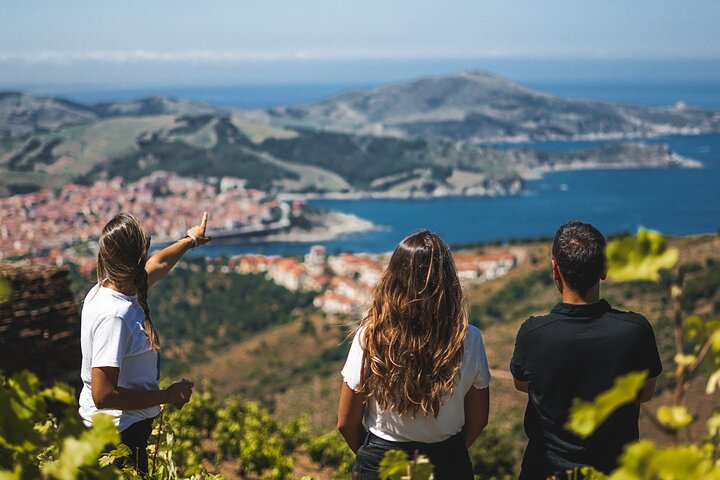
[266,258,311,292]
[304,245,327,276]
[314,292,355,316]
[454,252,517,282]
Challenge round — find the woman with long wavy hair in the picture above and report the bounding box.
[337,230,491,480]
[79,211,210,474]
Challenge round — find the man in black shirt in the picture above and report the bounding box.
[510,221,662,478]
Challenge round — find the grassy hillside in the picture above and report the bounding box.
[0,88,705,197]
[0,92,98,137]
[0,92,222,139]
[0,116,176,195]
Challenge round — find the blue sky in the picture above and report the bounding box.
[1,0,719,86]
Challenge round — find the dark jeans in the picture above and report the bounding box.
[519,469,587,480]
[353,431,473,480]
[120,418,154,475]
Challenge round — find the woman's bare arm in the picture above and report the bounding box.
[337,382,367,453]
[146,212,211,287]
[462,386,490,448]
[91,366,193,410]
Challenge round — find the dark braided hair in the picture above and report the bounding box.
[96,213,160,351]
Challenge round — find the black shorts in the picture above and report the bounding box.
[120,417,154,475]
[353,431,473,480]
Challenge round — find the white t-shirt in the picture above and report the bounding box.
[79,285,160,432]
[341,324,491,443]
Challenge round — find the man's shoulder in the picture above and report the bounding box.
[516,312,563,339]
[604,306,654,332]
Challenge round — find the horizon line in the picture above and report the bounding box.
[2,50,720,65]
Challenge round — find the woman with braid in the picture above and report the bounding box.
[79,212,210,474]
[337,230,491,480]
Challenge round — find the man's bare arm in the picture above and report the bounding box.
[638,377,657,403]
[513,377,529,393]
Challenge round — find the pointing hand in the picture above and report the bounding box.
[186,211,211,246]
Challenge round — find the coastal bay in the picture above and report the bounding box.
[198,133,720,257]
[2,75,719,259]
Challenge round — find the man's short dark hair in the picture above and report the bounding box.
[552,221,607,294]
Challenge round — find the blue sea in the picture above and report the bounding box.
[66,80,716,256]
[183,80,720,256]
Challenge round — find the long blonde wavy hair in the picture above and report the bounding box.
[95,212,160,351]
[358,230,467,418]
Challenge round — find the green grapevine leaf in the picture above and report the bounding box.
[580,466,609,480]
[609,441,720,480]
[606,228,678,282]
[608,440,656,480]
[8,372,46,421]
[566,371,648,438]
[674,354,696,367]
[41,384,77,406]
[0,276,12,305]
[684,315,704,340]
[656,406,693,430]
[99,444,131,467]
[707,413,720,437]
[710,330,720,352]
[0,372,46,450]
[42,413,119,480]
[706,370,720,395]
[649,445,714,479]
[379,450,409,480]
[0,463,23,480]
[411,455,434,480]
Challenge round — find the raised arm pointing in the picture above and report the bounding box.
[147,211,212,287]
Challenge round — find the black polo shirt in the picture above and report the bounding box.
[510,300,662,478]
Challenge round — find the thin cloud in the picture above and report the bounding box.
[0,49,514,64]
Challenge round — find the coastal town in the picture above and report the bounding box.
[0,169,517,316]
[0,171,309,270]
[217,246,516,316]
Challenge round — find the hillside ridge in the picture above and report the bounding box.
[263,71,720,142]
[0,73,711,197]
[0,91,223,138]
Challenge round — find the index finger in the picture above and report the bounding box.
[201,211,208,230]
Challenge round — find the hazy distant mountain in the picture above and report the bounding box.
[0,92,98,138]
[0,92,223,138]
[91,95,222,118]
[265,71,720,142]
[0,79,706,197]
[0,107,698,197]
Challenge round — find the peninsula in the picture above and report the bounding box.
[0,72,713,199]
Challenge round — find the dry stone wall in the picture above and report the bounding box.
[0,262,80,385]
